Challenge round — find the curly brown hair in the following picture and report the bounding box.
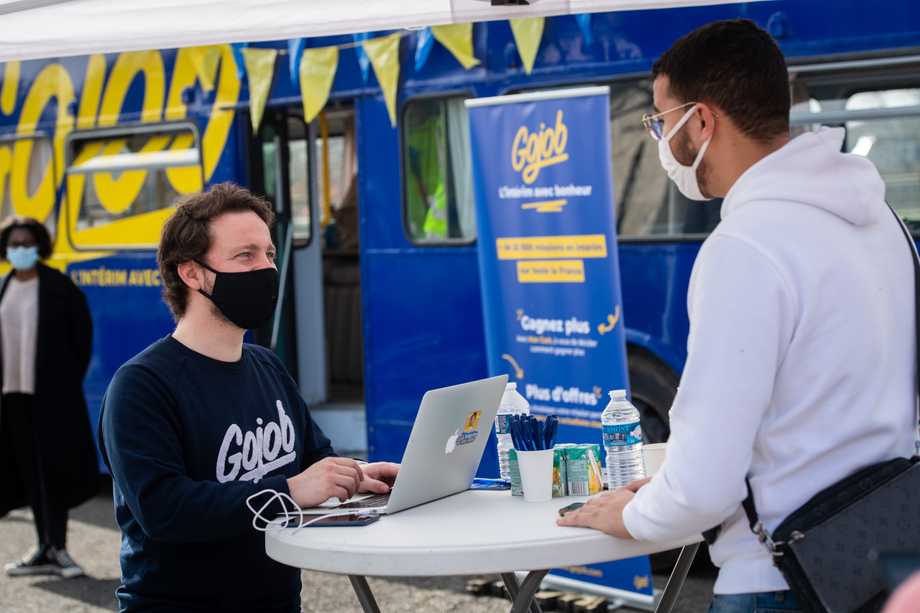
[157,183,275,320]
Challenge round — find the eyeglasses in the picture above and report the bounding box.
[641,102,698,141]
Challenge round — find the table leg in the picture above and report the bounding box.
[348,575,381,613]
[504,570,549,613]
[653,543,699,613]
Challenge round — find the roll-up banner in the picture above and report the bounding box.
[466,87,654,603]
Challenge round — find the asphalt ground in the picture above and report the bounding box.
[0,484,715,612]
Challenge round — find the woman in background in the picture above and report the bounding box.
[0,216,96,578]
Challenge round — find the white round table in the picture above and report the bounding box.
[266,490,701,613]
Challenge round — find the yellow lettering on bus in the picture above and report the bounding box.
[12,48,240,250]
[94,50,167,214]
[165,48,198,121]
[12,63,75,223]
[98,51,165,126]
[201,46,240,181]
[1,60,20,116]
[164,47,206,194]
[77,54,106,130]
[0,144,11,207]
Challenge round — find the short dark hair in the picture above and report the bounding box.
[652,19,790,142]
[157,183,275,320]
[0,216,53,260]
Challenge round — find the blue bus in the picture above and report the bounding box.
[0,0,918,472]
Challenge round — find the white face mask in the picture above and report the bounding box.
[657,105,713,202]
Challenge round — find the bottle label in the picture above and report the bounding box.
[496,413,512,435]
[602,422,642,447]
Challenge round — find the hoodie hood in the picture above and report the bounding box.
[721,127,886,227]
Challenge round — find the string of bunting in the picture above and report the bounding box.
[180,16,558,131]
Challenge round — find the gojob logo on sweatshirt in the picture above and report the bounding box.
[216,400,296,483]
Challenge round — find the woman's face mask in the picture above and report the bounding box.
[7,245,39,271]
[657,104,713,202]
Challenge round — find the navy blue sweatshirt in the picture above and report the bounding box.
[99,336,335,613]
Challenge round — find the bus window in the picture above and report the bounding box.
[610,79,721,239]
[260,116,311,246]
[316,112,357,251]
[0,136,56,232]
[844,90,920,223]
[402,97,476,244]
[790,77,920,231]
[66,124,203,249]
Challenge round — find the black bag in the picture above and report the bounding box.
[706,205,920,613]
[742,456,920,613]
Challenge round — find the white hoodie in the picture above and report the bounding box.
[622,128,919,594]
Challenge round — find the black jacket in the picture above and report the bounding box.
[0,263,98,517]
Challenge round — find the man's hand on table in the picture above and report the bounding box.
[359,462,400,494]
[556,477,651,538]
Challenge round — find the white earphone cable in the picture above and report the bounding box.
[245,489,375,534]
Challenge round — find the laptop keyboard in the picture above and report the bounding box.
[337,493,391,510]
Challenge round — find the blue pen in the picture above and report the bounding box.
[511,416,527,451]
[545,416,558,449]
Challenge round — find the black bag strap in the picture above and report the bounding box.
[707,204,920,546]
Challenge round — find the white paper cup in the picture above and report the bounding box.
[517,449,554,502]
[643,443,667,476]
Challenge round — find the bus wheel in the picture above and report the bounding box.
[627,348,677,444]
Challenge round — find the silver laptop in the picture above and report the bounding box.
[300,374,508,515]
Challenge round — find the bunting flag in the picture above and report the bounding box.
[575,14,593,46]
[230,42,248,81]
[299,46,339,124]
[189,45,222,92]
[363,33,401,127]
[510,17,544,75]
[1,60,20,114]
[288,38,306,88]
[414,28,434,72]
[241,47,277,132]
[432,23,479,70]
[353,32,371,83]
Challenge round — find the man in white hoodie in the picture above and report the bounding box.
[558,19,917,612]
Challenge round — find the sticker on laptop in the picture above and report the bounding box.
[444,410,482,454]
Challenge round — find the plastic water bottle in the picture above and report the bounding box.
[496,382,529,481]
[601,389,646,489]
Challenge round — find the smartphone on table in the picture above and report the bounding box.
[558,502,585,517]
[275,512,380,528]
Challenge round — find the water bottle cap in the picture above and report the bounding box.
[506,382,517,391]
[610,389,628,400]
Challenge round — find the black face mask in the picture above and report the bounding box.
[194,260,279,330]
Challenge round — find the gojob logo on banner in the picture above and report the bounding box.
[511,110,569,184]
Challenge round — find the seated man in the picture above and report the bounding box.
[99,183,397,613]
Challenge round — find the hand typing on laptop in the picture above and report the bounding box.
[286,458,400,508]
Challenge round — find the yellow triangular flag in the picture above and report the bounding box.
[363,34,401,127]
[432,24,479,70]
[1,60,20,115]
[510,17,544,75]
[242,48,277,132]
[189,45,222,92]
[299,46,339,124]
